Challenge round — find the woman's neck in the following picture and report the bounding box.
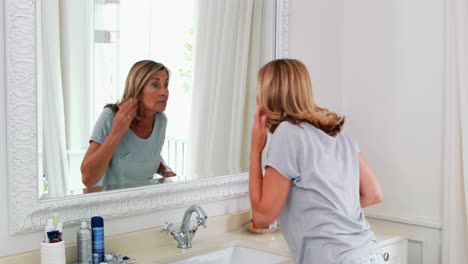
[130,112,156,139]
[132,113,155,129]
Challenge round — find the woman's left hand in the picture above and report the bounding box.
[251,97,268,156]
[157,161,177,177]
[161,170,177,177]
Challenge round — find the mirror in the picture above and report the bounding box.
[37,0,278,198]
[5,0,288,234]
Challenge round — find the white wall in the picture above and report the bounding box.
[289,0,444,263]
[288,0,344,114]
[342,0,444,228]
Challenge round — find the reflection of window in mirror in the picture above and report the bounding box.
[38,0,195,198]
[93,0,194,179]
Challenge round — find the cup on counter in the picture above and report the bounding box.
[41,240,66,264]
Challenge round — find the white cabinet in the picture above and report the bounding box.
[381,239,408,264]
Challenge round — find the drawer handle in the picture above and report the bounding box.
[383,252,390,261]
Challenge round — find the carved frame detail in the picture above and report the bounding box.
[5,0,288,234]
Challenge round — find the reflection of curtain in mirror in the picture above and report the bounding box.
[38,0,93,197]
[189,0,275,178]
[38,0,70,197]
[60,1,94,194]
[59,1,94,152]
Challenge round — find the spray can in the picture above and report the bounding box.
[77,221,92,264]
[91,216,105,264]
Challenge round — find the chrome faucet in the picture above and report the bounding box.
[161,205,208,248]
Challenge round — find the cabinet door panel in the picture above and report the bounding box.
[382,240,408,264]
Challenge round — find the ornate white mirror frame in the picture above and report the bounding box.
[5,0,288,234]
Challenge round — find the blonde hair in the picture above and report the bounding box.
[257,58,344,136]
[106,60,170,112]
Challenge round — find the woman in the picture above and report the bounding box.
[249,59,384,263]
[81,60,176,188]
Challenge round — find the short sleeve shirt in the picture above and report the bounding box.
[265,121,373,263]
[90,108,167,187]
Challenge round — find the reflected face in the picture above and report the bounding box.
[139,70,169,114]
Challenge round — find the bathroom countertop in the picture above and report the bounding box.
[0,211,412,264]
[136,228,292,263]
[131,225,411,263]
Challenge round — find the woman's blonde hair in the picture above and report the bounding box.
[106,60,170,112]
[257,58,344,136]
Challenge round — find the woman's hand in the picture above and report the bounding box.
[161,170,176,177]
[157,159,177,177]
[82,185,104,194]
[110,98,138,139]
[251,98,268,156]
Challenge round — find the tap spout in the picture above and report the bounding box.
[161,205,208,249]
[181,205,208,234]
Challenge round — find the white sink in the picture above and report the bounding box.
[166,246,289,264]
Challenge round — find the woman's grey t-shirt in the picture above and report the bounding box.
[265,121,374,264]
[90,107,167,187]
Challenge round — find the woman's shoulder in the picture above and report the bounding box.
[277,121,316,133]
[336,130,359,150]
[281,121,340,141]
[277,120,301,130]
[273,121,306,138]
[101,107,115,118]
[94,107,115,125]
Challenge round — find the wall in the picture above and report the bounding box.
[342,0,444,227]
[289,0,444,263]
[288,0,344,114]
[343,1,444,263]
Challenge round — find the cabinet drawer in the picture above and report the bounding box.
[381,239,408,264]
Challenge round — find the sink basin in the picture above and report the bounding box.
[166,246,289,264]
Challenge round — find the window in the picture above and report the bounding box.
[93,0,195,177]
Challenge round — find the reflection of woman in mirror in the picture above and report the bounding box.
[81,60,176,188]
[249,59,384,263]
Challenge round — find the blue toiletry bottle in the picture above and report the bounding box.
[91,216,104,264]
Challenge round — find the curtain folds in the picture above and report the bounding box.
[38,0,93,197]
[442,0,468,262]
[60,1,94,151]
[38,0,70,197]
[189,0,275,178]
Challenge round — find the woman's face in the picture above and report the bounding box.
[139,70,169,115]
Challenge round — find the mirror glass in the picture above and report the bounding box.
[37,0,276,198]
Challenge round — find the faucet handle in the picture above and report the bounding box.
[161,221,174,234]
[196,216,207,228]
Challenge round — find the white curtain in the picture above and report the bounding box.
[60,1,94,152]
[38,0,69,197]
[60,1,94,195]
[38,0,93,197]
[188,0,275,178]
[442,0,468,262]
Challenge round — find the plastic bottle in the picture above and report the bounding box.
[77,221,92,264]
[91,216,105,264]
